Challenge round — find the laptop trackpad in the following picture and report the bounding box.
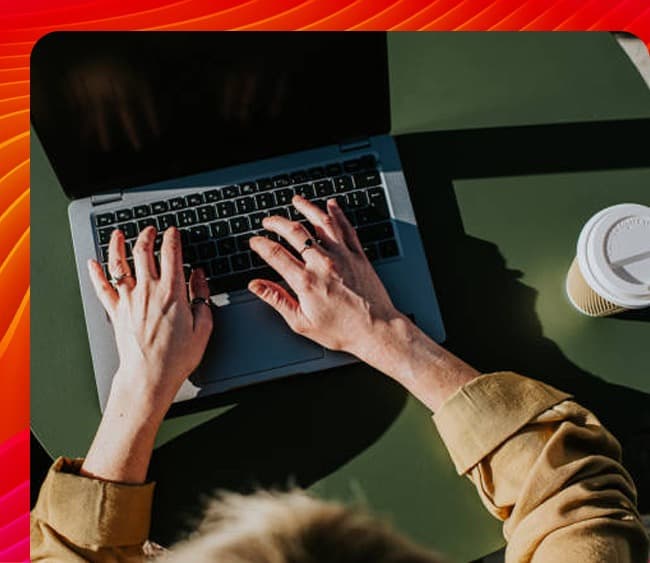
[194,298,324,384]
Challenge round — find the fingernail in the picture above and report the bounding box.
[248,280,264,294]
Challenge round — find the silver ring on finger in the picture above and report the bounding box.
[110,273,133,288]
[191,297,211,307]
[299,237,322,256]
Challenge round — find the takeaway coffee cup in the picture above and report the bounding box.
[566,203,650,317]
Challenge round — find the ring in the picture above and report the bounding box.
[191,297,211,307]
[111,273,132,287]
[299,238,321,255]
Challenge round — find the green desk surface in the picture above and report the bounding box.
[31,33,650,562]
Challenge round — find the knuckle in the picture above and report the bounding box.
[268,243,284,260]
[320,256,336,274]
[290,223,305,237]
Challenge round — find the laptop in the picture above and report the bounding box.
[31,32,445,411]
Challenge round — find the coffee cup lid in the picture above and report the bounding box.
[577,203,650,309]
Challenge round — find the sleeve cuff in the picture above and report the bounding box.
[33,457,155,548]
[433,372,571,475]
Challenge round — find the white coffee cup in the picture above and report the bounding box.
[566,203,650,317]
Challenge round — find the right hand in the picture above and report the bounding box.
[248,195,405,357]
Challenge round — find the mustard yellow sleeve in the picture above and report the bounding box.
[30,457,155,562]
[434,372,649,563]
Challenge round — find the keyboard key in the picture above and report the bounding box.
[275,188,293,205]
[295,184,315,199]
[357,222,394,243]
[98,227,114,244]
[345,191,368,209]
[270,207,290,219]
[177,210,198,227]
[229,216,250,234]
[367,188,389,219]
[134,205,151,218]
[95,213,115,227]
[222,185,240,199]
[235,196,255,215]
[314,179,334,197]
[290,170,308,184]
[99,245,110,262]
[250,212,267,229]
[169,198,186,211]
[307,167,325,179]
[217,237,236,255]
[189,225,210,243]
[257,178,273,191]
[359,154,377,169]
[119,222,137,239]
[186,193,204,207]
[154,234,163,251]
[272,175,290,188]
[210,221,229,238]
[151,201,168,213]
[379,239,399,258]
[353,170,381,188]
[236,234,251,251]
[158,214,177,230]
[363,243,378,261]
[183,244,197,263]
[138,218,157,230]
[197,205,216,222]
[240,182,257,195]
[259,229,279,242]
[343,158,362,173]
[256,192,276,210]
[116,209,133,221]
[311,199,327,212]
[197,241,217,260]
[333,176,353,192]
[251,252,266,267]
[204,189,221,203]
[210,257,231,277]
[289,206,302,221]
[216,201,236,218]
[231,252,251,271]
[183,265,192,281]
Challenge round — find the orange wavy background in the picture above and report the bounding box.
[1,0,649,560]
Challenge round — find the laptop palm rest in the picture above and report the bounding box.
[191,298,325,385]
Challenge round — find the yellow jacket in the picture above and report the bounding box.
[31,372,650,562]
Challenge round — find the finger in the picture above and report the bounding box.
[328,198,364,254]
[108,229,135,291]
[248,279,301,329]
[249,236,306,291]
[160,227,184,291]
[292,194,343,242]
[189,267,213,338]
[87,259,118,315]
[132,226,159,282]
[262,216,330,269]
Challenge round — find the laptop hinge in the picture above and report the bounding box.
[338,137,371,153]
[91,192,123,206]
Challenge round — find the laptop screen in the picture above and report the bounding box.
[31,32,390,200]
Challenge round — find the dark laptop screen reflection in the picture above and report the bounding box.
[30,32,390,199]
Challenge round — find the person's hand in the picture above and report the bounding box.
[87,226,213,405]
[248,195,403,358]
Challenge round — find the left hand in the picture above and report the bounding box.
[87,226,213,405]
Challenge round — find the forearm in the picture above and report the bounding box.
[352,314,480,412]
[81,370,171,484]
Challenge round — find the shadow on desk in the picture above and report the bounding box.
[397,128,650,516]
[148,364,407,544]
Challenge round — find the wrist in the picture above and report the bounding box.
[350,312,421,377]
[111,365,178,418]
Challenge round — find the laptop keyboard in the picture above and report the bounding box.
[93,154,400,295]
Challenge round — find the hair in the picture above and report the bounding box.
[161,489,444,563]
